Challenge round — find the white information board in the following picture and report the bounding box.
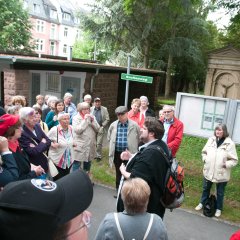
[175,93,230,139]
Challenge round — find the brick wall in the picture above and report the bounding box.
[4,69,30,106]
[84,73,119,121]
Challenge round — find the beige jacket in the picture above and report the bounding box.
[202,136,238,183]
[90,105,110,128]
[107,119,140,167]
[72,113,100,162]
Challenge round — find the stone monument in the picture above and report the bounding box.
[204,46,240,99]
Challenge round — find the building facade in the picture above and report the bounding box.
[24,0,80,57]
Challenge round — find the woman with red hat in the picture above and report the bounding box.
[0,114,44,180]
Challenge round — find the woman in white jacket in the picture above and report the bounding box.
[195,124,238,217]
[47,112,75,180]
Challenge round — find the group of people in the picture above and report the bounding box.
[0,92,239,239]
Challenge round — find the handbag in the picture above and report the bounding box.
[30,137,59,178]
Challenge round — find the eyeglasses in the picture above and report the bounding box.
[163,110,173,114]
[82,108,90,110]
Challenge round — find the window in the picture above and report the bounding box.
[33,3,40,13]
[63,44,67,54]
[64,27,68,37]
[50,9,57,19]
[35,39,44,51]
[50,24,56,39]
[75,17,80,24]
[63,13,70,21]
[76,30,80,40]
[36,20,45,33]
[46,73,60,92]
[50,41,55,55]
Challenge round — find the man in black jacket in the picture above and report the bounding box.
[117,117,169,219]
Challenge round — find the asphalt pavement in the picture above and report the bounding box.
[88,184,239,240]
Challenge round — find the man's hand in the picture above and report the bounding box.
[0,136,10,153]
[41,138,47,144]
[120,149,132,161]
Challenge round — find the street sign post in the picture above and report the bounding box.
[121,73,153,84]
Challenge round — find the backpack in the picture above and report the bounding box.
[203,194,216,217]
[149,145,185,210]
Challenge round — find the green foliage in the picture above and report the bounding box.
[93,135,240,223]
[0,0,33,52]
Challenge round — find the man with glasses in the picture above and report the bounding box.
[108,106,140,197]
[162,105,183,157]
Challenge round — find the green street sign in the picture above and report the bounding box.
[121,73,153,84]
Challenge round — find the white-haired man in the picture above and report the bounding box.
[63,92,77,123]
[162,105,183,157]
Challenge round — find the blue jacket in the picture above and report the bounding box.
[0,153,19,187]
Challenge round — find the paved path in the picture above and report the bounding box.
[88,184,239,240]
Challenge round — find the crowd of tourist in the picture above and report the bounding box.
[0,92,238,239]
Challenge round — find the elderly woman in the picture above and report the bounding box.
[33,106,49,134]
[42,96,58,122]
[128,98,144,128]
[139,96,155,118]
[0,114,44,180]
[195,124,238,217]
[72,102,100,176]
[18,107,51,179]
[95,178,168,240]
[47,112,75,180]
[46,99,65,130]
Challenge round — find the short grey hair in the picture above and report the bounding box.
[63,92,73,99]
[77,102,90,112]
[83,94,92,101]
[57,112,70,121]
[163,105,175,112]
[47,96,58,106]
[19,107,34,122]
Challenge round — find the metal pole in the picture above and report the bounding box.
[124,54,131,107]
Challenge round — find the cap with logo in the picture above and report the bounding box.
[0,170,93,240]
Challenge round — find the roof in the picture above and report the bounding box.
[0,54,164,76]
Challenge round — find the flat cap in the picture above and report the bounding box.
[94,97,101,102]
[115,106,128,115]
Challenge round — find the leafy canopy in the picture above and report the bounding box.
[0,0,33,52]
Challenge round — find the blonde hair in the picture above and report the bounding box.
[121,178,150,214]
[131,98,141,107]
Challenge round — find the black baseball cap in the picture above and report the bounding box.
[0,170,93,240]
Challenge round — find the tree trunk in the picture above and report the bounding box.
[165,53,173,97]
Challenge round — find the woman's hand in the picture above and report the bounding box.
[51,142,59,149]
[32,165,45,176]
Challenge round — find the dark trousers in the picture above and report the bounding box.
[200,177,227,210]
[53,166,70,181]
[114,151,125,190]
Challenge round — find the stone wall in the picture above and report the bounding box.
[3,69,30,106]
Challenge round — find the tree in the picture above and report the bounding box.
[0,0,33,52]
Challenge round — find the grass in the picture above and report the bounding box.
[157,97,176,106]
[91,136,240,224]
